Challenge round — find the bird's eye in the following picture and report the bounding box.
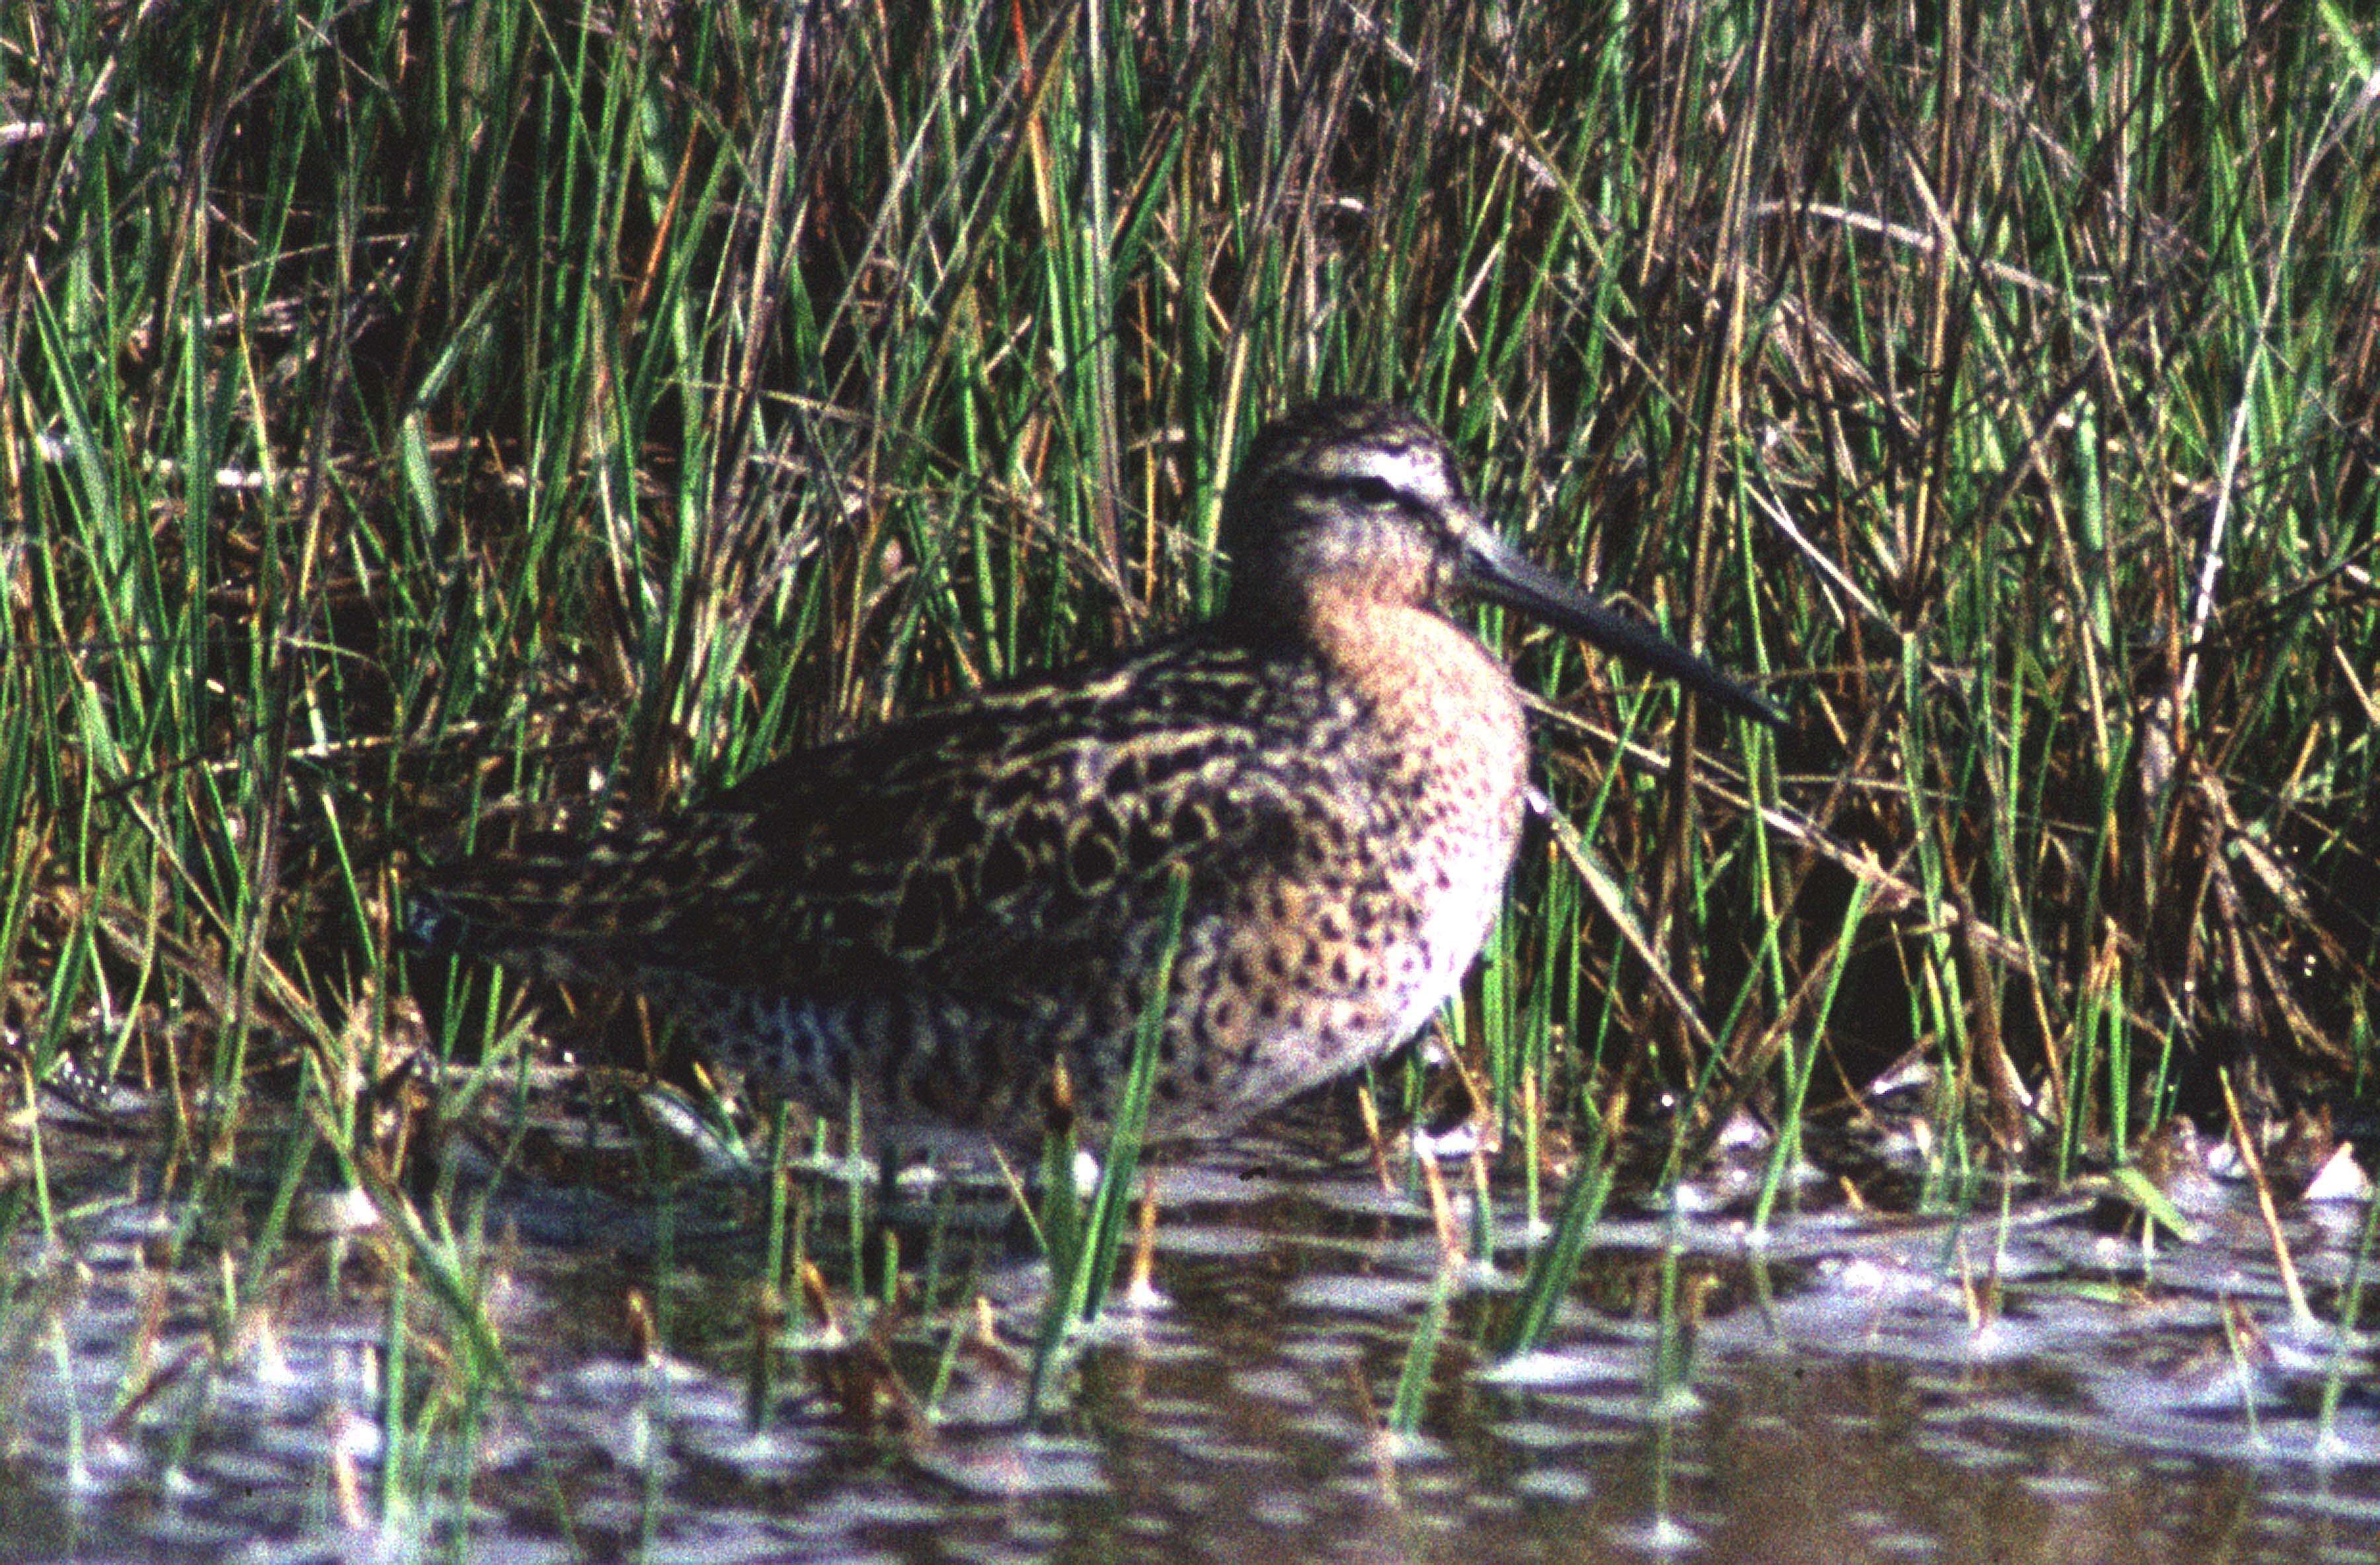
[1344,475,1400,506]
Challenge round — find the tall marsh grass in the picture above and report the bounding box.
[2,0,2373,1253]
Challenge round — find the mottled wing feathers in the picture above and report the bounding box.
[411,633,1357,1003]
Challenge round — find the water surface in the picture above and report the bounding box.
[5,1074,2376,1564]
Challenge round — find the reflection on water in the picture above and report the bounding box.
[4,1082,2379,1564]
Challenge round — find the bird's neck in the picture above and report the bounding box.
[1295,586,1527,770]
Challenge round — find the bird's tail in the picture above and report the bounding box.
[403,821,743,988]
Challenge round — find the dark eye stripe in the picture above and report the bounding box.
[1343,475,1401,505]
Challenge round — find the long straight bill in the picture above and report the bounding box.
[1461,530,1787,729]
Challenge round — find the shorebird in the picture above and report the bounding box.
[407,399,1785,1158]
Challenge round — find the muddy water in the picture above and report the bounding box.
[4,1086,2378,1564]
